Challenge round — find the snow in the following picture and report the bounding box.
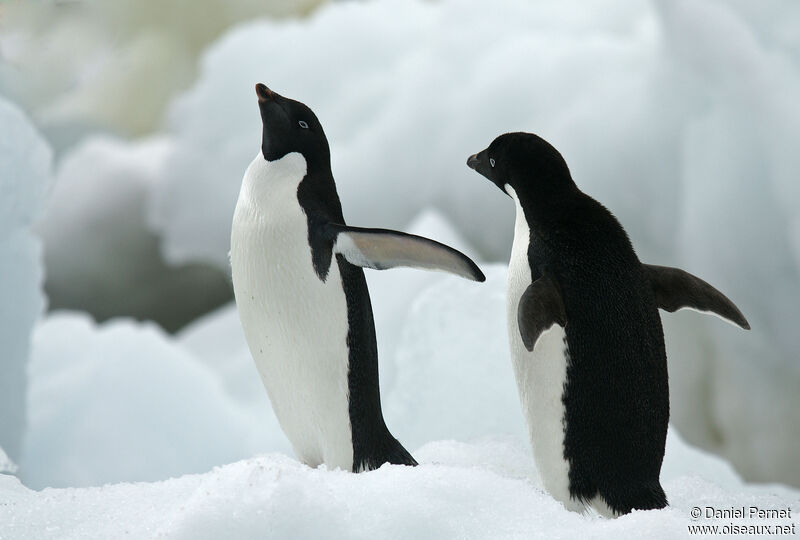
[145,0,800,485]
[36,135,231,331]
[2,434,798,540]
[0,97,52,462]
[383,265,526,449]
[0,447,17,474]
[20,312,283,490]
[0,0,325,142]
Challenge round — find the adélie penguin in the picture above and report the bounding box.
[231,84,485,472]
[466,132,749,516]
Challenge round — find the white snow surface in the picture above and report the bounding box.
[11,208,800,536]
[145,0,800,485]
[21,312,281,489]
[3,435,798,540]
[0,97,52,462]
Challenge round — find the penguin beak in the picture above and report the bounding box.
[256,83,275,103]
[466,154,480,170]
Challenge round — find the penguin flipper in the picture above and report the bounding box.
[643,264,750,330]
[518,274,567,352]
[328,224,485,282]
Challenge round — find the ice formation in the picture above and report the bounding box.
[20,312,287,489]
[36,136,231,331]
[0,0,325,141]
[0,97,52,462]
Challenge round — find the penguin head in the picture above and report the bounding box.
[256,83,330,167]
[467,132,576,205]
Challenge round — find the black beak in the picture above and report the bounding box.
[256,83,275,103]
[467,154,479,170]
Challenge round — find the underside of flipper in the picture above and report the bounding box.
[328,223,485,282]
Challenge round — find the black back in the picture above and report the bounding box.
[469,133,668,513]
[255,84,415,471]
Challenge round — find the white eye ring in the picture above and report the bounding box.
[490,158,496,167]
[298,120,309,129]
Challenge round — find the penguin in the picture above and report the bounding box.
[466,132,749,516]
[231,83,485,473]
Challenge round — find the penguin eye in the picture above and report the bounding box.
[298,120,309,129]
[490,158,496,168]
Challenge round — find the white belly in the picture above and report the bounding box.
[506,187,581,512]
[230,152,354,470]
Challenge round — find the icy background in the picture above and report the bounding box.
[0,97,52,463]
[1,0,799,537]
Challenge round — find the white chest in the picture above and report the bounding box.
[505,186,577,510]
[230,152,354,470]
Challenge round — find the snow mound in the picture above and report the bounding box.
[21,312,285,489]
[149,0,664,268]
[0,447,17,474]
[0,97,52,462]
[37,135,231,331]
[0,0,325,142]
[383,264,525,449]
[2,435,798,540]
[657,0,800,485]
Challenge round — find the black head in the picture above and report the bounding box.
[467,132,577,210]
[256,83,330,169]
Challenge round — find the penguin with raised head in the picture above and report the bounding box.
[231,84,485,472]
[467,132,749,516]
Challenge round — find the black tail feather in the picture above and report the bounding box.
[353,435,417,472]
[384,437,418,467]
[600,481,668,515]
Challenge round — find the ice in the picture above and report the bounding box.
[148,0,663,267]
[656,0,800,485]
[383,265,525,449]
[0,97,52,462]
[20,312,285,489]
[367,209,484,388]
[0,447,17,474]
[177,304,287,444]
[2,433,798,540]
[0,0,326,143]
[146,0,800,485]
[36,135,231,331]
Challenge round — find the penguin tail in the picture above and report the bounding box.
[597,480,668,516]
[384,437,418,467]
[353,435,417,472]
